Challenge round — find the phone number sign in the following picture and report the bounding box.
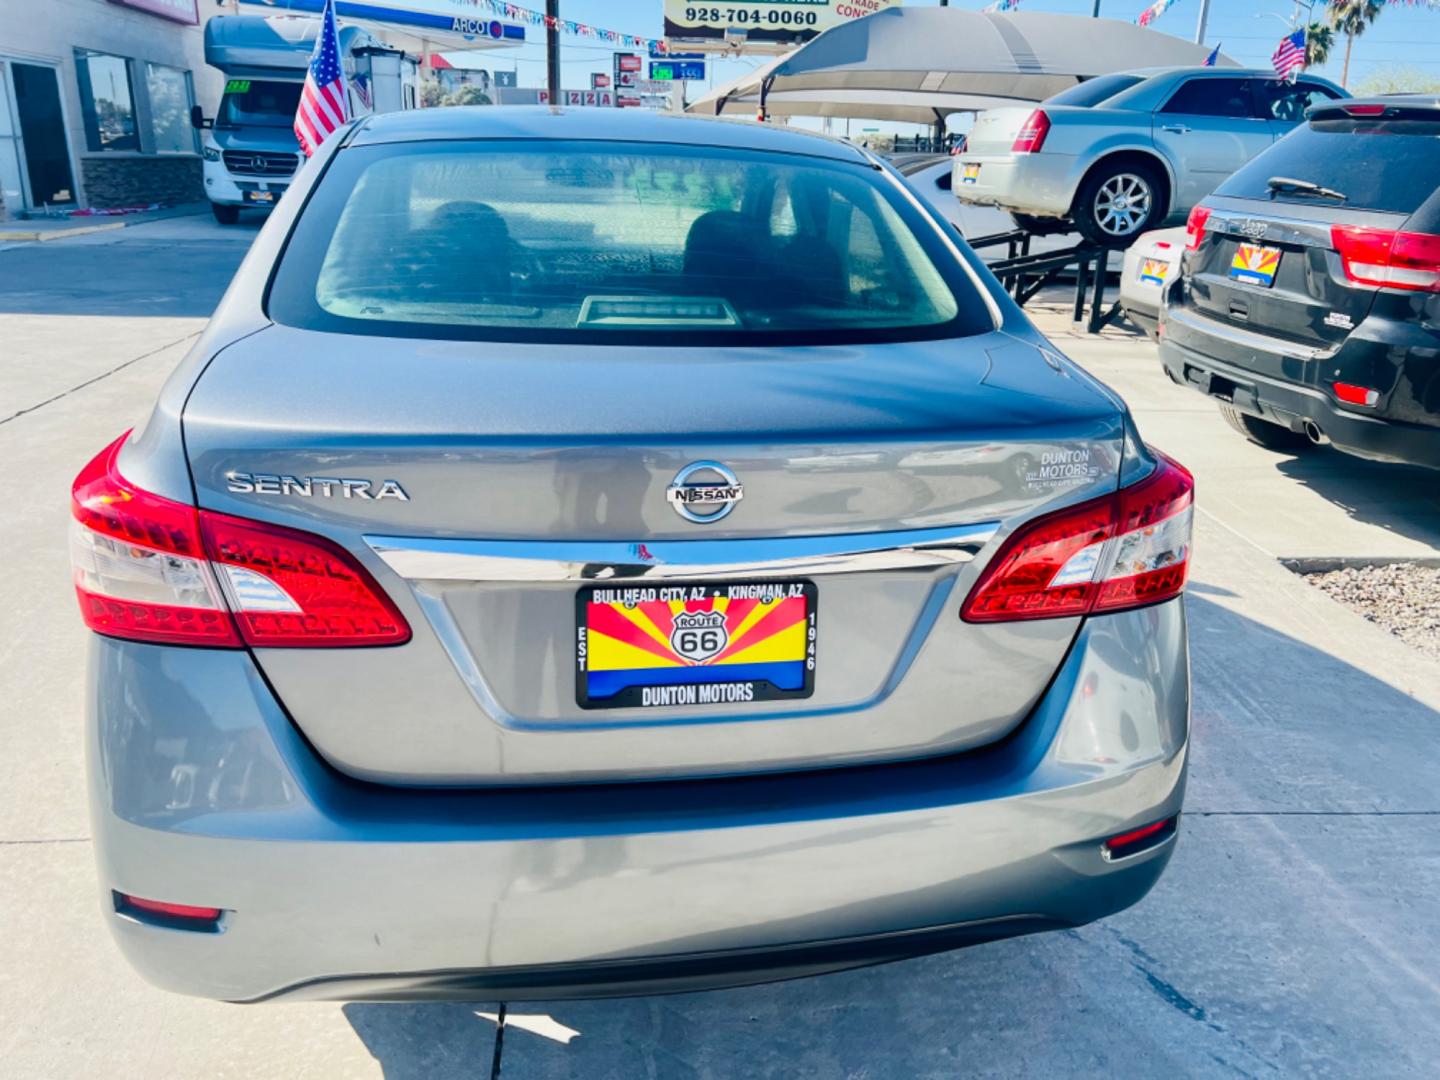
[663,0,900,45]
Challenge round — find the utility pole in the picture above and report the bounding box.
[545,0,560,105]
[1194,0,1212,44]
[1092,1,1101,16]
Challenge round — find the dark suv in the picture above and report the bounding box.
[1159,97,1440,468]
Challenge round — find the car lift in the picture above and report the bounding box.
[968,230,1125,335]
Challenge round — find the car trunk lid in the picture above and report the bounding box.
[962,107,1038,157]
[183,325,1126,785]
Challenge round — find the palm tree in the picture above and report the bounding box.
[1303,22,1334,69]
[1328,0,1384,89]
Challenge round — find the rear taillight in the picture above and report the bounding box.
[71,436,240,647]
[72,434,410,648]
[202,511,410,647]
[1011,109,1051,154]
[1331,225,1440,293]
[1184,205,1211,251]
[961,452,1193,623]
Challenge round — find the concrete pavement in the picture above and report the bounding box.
[2,218,1438,1078]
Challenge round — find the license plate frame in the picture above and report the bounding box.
[243,190,276,205]
[575,580,817,710]
[961,163,981,184]
[1229,242,1282,288]
[1138,256,1171,286]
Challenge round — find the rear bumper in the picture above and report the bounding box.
[88,601,1189,1003]
[1160,307,1440,468]
[951,152,1079,218]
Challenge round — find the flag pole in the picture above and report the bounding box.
[1194,0,1212,44]
[546,0,560,106]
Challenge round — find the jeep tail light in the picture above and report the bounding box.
[1185,205,1211,251]
[1011,110,1051,154]
[71,433,410,648]
[1332,226,1440,293]
[961,452,1193,623]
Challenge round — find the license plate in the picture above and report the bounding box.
[1138,257,1171,286]
[576,581,817,710]
[1230,242,1281,287]
[961,163,981,184]
[243,190,275,204]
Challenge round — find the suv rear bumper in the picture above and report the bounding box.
[88,601,1188,1003]
[1160,307,1440,469]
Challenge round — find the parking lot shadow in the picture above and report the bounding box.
[340,592,1440,1078]
[1273,449,1440,552]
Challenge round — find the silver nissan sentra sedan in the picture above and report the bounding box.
[74,107,1192,1002]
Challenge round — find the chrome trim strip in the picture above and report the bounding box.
[411,575,964,732]
[366,523,999,583]
[1165,304,1328,363]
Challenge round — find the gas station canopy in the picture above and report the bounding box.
[689,8,1234,124]
[240,0,527,56]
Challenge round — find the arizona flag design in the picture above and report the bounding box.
[579,583,815,708]
[294,0,351,157]
[1230,242,1281,287]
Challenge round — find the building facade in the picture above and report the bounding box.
[0,0,226,216]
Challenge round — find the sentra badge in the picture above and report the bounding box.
[226,472,409,501]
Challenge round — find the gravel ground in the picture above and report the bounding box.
[1306,563,1440,659]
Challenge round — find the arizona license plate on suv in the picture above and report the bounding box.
[1230,242,1281,287]
[576,581,817,710]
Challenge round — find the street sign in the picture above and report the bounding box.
[649,61,706,82]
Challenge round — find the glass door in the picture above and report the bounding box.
[0,62,26,215]
[10,61,77,207]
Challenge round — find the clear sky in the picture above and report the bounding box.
[452,0,1440,125]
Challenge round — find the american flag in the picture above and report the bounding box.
[1271,29,1306,83]
[294,0,351,157]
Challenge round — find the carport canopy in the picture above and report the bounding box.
[689,8,1234,123]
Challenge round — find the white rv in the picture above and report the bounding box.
[194,16,417,224]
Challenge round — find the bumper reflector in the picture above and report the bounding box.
[115,892,223,929]
[1101,817,1177,861]
[1333,382,1380,407]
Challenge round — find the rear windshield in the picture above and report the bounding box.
[218,80,302,128]
[1215,117,1440,215]
[267,140,993,346]
[1044,74,1144,109]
